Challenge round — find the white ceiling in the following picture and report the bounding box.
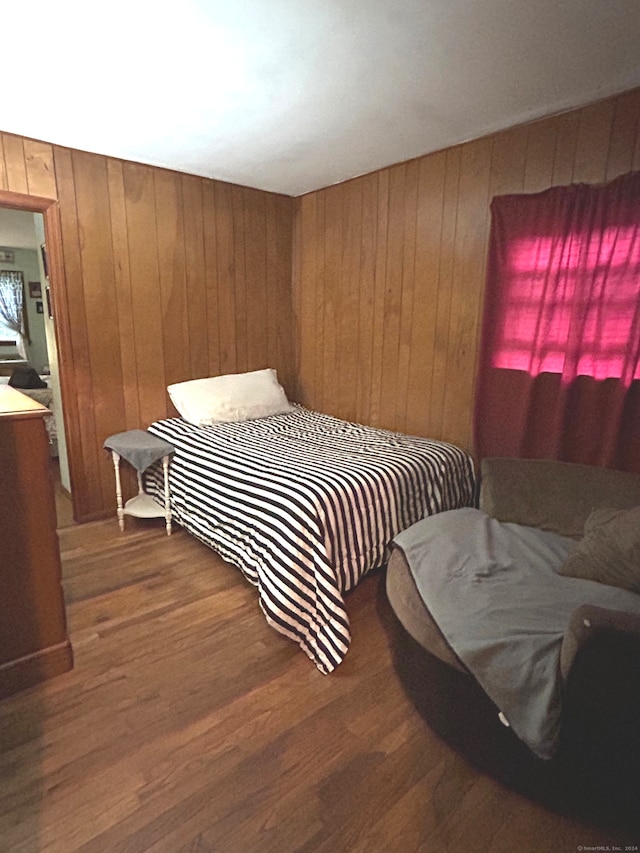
[3,1,640,197]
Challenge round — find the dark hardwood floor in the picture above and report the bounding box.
[0,518,637,852]
[50,458,75,530]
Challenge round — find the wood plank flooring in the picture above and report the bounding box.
[51,459,75,531]
[0,519,637,852]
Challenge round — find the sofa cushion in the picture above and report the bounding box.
[556,507,640,593]
[480,458,640,539]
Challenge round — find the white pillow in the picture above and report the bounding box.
[168,368,294,426]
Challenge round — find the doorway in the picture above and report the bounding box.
[0,203,73,528]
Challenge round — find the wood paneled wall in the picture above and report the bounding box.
[2,86,639,518]
[292,87,640,454]
[0,137,295,521]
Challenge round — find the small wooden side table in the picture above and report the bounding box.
[103,429,176,535]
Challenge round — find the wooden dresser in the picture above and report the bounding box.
[0,385,73,699]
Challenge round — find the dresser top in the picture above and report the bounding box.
[0,385,51,420]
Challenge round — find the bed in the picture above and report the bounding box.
[145,394,476,673]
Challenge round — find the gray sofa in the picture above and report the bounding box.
[385,457,640,825]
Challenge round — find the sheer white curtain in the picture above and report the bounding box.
[0,271,28,357]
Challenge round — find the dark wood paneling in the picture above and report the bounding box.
[213,182,238,376]
[272,194,295,391]
[0,87,638,517]
[23,138,57,198]
[202,182,222,379]
[182,174,209,381]
[53,145,99,517]
[108,158,142,431]
[0,133,295,521]
[75,152,127,511]
[293,87,640,453]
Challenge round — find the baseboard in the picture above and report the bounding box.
[0,640,74,700]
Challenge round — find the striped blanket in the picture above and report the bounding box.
[147,405,476,673]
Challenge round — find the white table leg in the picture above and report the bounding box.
[111,450,125,532]
[162,455,172,536]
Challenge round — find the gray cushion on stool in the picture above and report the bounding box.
[103,429,175,472]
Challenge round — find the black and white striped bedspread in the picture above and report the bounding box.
[146,405,476,674]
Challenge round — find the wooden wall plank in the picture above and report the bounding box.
[404,151,446,436]
[296,195,317,406]
[2,135,28,195]
[154,169,189,398]
[321,185,343,417]
[265,193,280,376]
[232,186,248,374]
[312,192,326,409]
[428,146,460,440]
[488,125,528,197]
[378,164,406,431]
[23,139,57,199]
[573,100,616,184]
[122,162,167,428]
[396,159,419,433]
[355,173,377,425]
[202,182,221,379]
[107,158,141,431]
[244,188,268,372]
[338,179,363,423]
[213,183,238,376]
[441,137,492,449]
[523,118,558,193]
[368,170,389,428]
[551,111,581,186]
[273,194,295,395]
[52,146,95,516]
[73,151,125,510]
[181,175,209,380]
[606,88,640,180]
[634,109,640,171]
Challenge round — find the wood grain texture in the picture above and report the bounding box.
[0,389,72,697]
[0,133,295,522]
[293,87,640,453]
[0,87,639,518]
[0,518,635,851]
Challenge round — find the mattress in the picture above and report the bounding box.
[146,404,476,673]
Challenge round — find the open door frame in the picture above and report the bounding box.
[0,188,82,522]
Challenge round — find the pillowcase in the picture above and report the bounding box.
[556,506,640,593]
[168,368,293,426]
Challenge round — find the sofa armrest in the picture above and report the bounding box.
[559,603,640,682]
[479,457,640,538]
[559,603,640,812]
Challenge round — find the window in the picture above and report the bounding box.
[474,170,640,473]
[0,270,26,347]
[493,225,640,381]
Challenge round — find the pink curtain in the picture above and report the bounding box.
[474,170,640,474]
